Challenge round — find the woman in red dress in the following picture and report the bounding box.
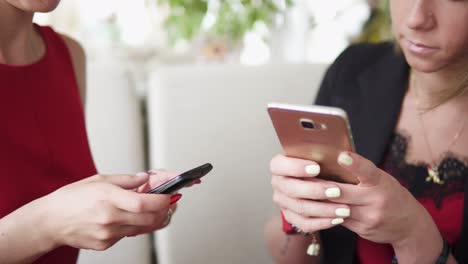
[0,1,183,263]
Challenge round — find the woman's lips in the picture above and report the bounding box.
[404,38,438,55]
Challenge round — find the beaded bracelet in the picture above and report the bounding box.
[280,212,320,256]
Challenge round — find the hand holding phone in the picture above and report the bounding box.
[147,163,213,194]
[268,103,358,184]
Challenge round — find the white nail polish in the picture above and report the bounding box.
[338,152,353,166]
[136,172,148,177]
[325,187,341,198]
[331,218,344,225]
[305,164,320,176]
[335,208,350,217]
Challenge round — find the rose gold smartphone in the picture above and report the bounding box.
[268,103,359,184]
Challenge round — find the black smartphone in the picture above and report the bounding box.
[147,163,213,194]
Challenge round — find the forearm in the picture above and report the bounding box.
[392,210,457,264]
[394,239,458,264]
[264,215,321,264]
[0,197,58,264]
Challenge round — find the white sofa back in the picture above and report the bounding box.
[147,63,327,264]
[78,61,151,264]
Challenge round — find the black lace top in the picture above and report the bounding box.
[381,132,467,208]
[357,132,467,264]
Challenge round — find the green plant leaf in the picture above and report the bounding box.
[158,0,294,45]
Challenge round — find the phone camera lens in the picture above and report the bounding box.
[300,120,316,129]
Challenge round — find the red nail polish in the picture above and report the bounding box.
[170,194,182,205]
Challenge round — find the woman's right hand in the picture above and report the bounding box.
[39,173,173,251]
[270,154,351,233]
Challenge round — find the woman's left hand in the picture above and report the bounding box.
[331,152,441,247]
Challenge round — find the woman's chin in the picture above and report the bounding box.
[13,0,61,13]
[34,1,61,13]
[403,52,447,73]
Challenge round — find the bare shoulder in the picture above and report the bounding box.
[60,34,87,105]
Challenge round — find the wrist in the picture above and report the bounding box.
[392,209,443,264]
[33,195,62,251]
[393,237,452,264]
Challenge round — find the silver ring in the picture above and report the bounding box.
[292,224,311,236]
[164,208,173,226]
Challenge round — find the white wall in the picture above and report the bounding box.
[147,63,327,264]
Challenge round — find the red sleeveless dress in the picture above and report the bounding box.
[0,25,97,263]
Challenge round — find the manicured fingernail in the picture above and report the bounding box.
[325,187,341,198]
[338,152,353,166]
[170,194,182,205]
[335,208,350,217]
[194,179,202,184]
[305,164,320,176]
[136,172,148,177]
[331,218,344,225]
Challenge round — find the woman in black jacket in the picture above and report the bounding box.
[265,0,468,263]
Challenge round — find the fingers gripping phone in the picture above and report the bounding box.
[268,103,359,184]
[147,163,213,194]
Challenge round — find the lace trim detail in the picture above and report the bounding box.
[381,132,467,208]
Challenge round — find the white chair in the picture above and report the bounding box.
[147,63,327,264]
[77,59,152,264]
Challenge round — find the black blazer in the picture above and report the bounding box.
[315,42,468,263]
